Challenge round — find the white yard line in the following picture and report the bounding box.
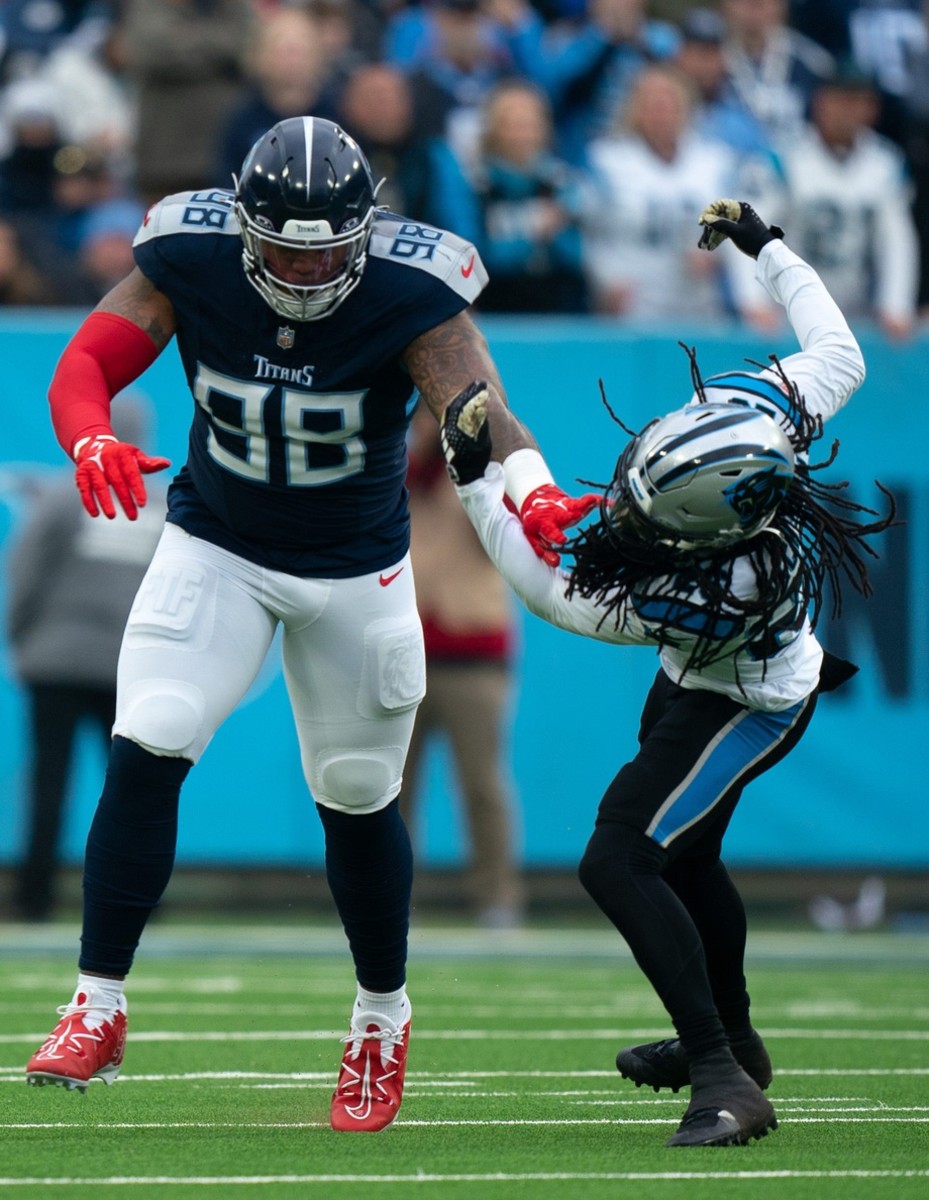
[3,1066,929,1081]
[3,1026,929,1046]
[0,1168,928,1187]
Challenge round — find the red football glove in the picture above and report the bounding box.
[75,435,171,520]
[518,484,600,566]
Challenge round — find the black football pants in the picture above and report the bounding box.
[578,669,817,1059]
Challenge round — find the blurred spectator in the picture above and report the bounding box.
[215,4,338,187]
[118,0,254,205]
[790,0,927,83]
[9,140,143,307]
[899,6,929,313]
[0,217,60,304]
[386,0,507,68]
[253,0,383,58]
[336,61,474,228]
[789,0,926,143]
[75,196,146,302]
[47,141,125,255]
[300,0,382,71]
[38,17,133,164]
[464,78,595,312]
[398,403,525,930]
[583,63,777,325]
[496,0,681,165]
[0,27,134,307]
[774,62,919,340]
[4,397,165,922]
[648,1,701,20]
[721,0,835,151]
[384,0,514,168]
[0,77,62,213]
[0,0,116,87]
[674,6,775,160]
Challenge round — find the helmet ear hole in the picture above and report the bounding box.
[608,403,795,549]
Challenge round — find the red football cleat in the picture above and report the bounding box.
[330,1010,410,1132]
[26,997,127,1092]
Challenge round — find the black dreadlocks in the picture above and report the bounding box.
[561,346,897,677]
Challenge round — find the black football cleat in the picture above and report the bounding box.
[617,1038,689,1093]
[666,1065,777,1147]
[616,1028,772,1094]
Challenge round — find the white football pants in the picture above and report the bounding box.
[113,523,425,814]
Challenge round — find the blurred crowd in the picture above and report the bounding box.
[1,0,929,336]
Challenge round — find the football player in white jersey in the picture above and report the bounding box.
[584,65,780,328]
[439,199,895,1146]
[23,116,585,1132]
[774,64,919,339]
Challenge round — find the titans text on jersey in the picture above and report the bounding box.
[133,190,487,577]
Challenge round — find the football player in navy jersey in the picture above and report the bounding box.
[439,200,895,1147]
[24,116,596,1131]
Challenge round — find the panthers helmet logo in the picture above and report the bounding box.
[724,465,791,528]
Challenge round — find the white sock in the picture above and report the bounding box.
[354,985,410,1029]
[69,973,126,1031]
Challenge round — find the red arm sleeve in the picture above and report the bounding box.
[48,311,161,459]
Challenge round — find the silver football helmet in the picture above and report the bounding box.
[605,403,796,550]
[233,117,378,321]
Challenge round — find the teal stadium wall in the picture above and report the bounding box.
[0,313,925,869]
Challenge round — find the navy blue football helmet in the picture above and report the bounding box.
[233,117,378,321]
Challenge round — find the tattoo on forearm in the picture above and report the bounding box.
[404,315,505,420]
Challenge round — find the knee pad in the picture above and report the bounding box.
[115,679,205,759]
[313,748,405,814]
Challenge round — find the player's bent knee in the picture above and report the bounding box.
[314,749,404,814]
[116,680,206,759]
[579,822,665,901]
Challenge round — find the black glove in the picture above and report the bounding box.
[698,199,784,258]
[440,380,492,485]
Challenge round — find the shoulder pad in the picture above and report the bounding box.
[134,190,239,247]
[368,212,487,303]
[692,371,802,431]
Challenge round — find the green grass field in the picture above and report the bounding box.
[0,921,927,1199]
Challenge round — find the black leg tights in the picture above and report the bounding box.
[578,820,729,1059]
[665,855,753,1038]
[317,799,412,994]
[81,737,191,977]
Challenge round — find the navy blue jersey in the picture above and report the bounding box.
[133,190,487,576]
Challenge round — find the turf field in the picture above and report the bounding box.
[0,921,927,1199]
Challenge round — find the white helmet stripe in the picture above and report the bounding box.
[303,117,313,193]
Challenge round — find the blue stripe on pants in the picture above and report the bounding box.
[645,698,809,848]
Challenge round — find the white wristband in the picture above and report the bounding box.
[502,448,555,510]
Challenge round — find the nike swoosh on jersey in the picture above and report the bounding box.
[379,568,404,586]
[460,254,475,278]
